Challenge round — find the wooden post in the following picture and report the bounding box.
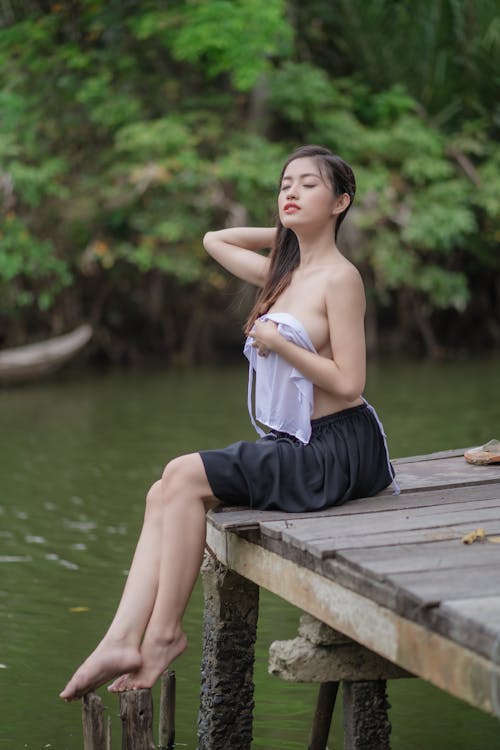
[198,551,259,750]
[270,614,401,750]
[119,689,156,750]
[159,670,176,749]
[82,692,106,750]
[342,680,391,750]
[308,681,340,750]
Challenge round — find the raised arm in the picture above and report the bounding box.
[203,227,275,287]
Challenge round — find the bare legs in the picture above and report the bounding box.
[59,453,215,701]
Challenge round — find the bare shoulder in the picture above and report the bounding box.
[323,259,365,303]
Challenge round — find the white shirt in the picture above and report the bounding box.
[244,312,315,444]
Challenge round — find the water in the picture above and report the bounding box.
[1,356,500,749]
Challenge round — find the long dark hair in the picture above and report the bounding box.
[244,145,356,334]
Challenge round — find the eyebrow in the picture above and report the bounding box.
[281,172,321,181]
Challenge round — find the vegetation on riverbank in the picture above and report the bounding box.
[1,0,499,360]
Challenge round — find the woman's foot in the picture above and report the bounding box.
[108,631,187,692]
[59,638,142,701]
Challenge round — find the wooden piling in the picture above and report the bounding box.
[308,681,340,750]
[198,551,259,750]
[119,689,155,750]
[82,692,106,750]
[342,680,391,750]
[159,670,176,749]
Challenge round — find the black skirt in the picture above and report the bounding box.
[199,403,396,512]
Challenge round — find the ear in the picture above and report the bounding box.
[332,193,351,216]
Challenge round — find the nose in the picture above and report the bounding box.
[286,184,298,199]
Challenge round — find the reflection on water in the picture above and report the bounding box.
[1,356,500,748]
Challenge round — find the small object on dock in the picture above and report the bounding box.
[464,439,500,465]
[159,669,176,750]
[462,527,487,544]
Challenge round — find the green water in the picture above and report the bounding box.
[1,356,500,749]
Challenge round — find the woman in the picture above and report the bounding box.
[60,144,397,701]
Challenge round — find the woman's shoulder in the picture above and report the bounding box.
[323,257,363,289]
[322,259,365,313]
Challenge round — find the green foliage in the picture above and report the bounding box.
[165,0,293,90]
[0,0,498,354]
[0,214,72,315]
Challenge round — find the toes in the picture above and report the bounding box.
[108,674,130,692]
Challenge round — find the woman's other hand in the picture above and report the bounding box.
[249,320,281,357]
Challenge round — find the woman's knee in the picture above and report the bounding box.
[145,479,164,511]
[162,455,194,490]
[161,453,208,499]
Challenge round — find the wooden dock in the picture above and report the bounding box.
[205,448,500,744]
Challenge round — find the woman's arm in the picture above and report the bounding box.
[250,266,366,401]
[203,227,275,287]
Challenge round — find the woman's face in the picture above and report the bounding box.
[278,156,337,231]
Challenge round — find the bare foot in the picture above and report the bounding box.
[108,631,187,692]
[60,638,142,701]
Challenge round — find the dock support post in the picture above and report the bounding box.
[342,680,391,750]
[308,681,340,750]
[198,551,259,750]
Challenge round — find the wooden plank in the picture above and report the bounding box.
[394,456,500,492]
[311,521,500,556]
[206,523,500,717]
[391,448,469,464]
[336,539,500,576]
[317,558,500,661]
[209,483,500,531]
[384,566,500,606]
[424,596,500,665]
[260,500,500,550]
[440,596,500,635]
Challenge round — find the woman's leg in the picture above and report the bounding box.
[109,454,211,690]
[60,453,214,701]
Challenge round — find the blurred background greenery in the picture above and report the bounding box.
[1,0,499,362]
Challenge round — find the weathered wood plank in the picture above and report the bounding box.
[394,456,500,492]
[317,559,500,661]
[209,475,500,532]
[260,501,500,552]
[206,523,500,717]
[385,567,500,606]
[309,521,500,557]
[336,539,500,576]
[440,596,500,636]
[391,448,468,464]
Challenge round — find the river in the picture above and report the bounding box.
[1,355,500,748]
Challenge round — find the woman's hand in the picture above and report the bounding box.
[249,320,281,357]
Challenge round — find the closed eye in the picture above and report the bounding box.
[280,182,319,190]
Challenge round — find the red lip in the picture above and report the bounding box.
[284,202,300,211]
